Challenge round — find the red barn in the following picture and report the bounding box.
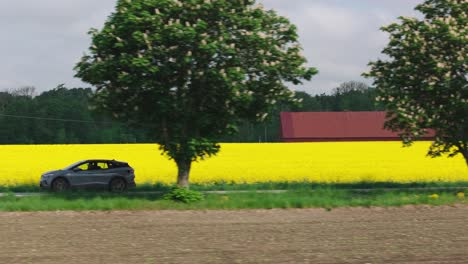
[280,111,435,142]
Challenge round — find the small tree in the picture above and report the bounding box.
[332,81,368,95]
[75,0,317,187]
[365,0,467,165]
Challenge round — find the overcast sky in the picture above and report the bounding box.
[0,0,422,95]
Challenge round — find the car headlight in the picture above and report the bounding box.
[42,174,53,179]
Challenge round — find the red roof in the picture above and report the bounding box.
[280,112,435,142]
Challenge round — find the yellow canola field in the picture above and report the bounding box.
[0,142,466,186]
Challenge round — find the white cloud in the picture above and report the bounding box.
[262,0,421,94]
[302,5,364,38]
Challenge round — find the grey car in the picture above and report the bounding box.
[40,159,136,192]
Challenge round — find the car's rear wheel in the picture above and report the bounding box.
[109,178,127,193]
[51,178,69,192]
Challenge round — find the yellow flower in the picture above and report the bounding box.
[456,192,465,199]
[0,142,466,186]
[429,194,439,199]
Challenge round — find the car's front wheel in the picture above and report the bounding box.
[51,178,69,192]
[109,178,127,193]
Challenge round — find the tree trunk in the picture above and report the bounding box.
[176,159,192,188]
[462,149,468,167]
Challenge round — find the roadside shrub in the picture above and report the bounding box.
[163,187,204,203]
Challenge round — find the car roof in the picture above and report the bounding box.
[64,159,130,170]
[81,159,128,164]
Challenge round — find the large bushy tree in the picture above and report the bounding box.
[365,0,467,165]
[75,0,317,187]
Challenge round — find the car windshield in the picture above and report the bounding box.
[63,161,86,170]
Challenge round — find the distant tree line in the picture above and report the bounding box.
[0,81,383,144]
[0,85,150,144]
[221,81,384,142]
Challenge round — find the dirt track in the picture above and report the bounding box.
[1,206,467,264]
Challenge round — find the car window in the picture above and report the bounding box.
[109,161,128,169]
[76,163,90,171]
[85,162,106,171]
[72,162,109,171]
[64,161,85,170]
[97,162,109,170]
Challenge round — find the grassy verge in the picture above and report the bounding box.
[0,188,466,211]
[3,181,468,193]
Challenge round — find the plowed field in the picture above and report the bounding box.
[1,206,467,263]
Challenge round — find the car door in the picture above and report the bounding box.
[90,161,114,187]
[67,162,94,186]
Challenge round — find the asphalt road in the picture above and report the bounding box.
[1,186,467,197]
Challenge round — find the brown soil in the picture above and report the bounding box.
[1,206,467,264]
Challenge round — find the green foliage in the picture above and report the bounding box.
[0,84,382,145]
[365,0,467,164]
[0,85,151,144]
[163,187,204,203]
[160,138,220,163]
[0,189,466,211]
[219,84,383,142]
[75,0,317,185]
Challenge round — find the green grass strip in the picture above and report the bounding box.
[0,188,466,211]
